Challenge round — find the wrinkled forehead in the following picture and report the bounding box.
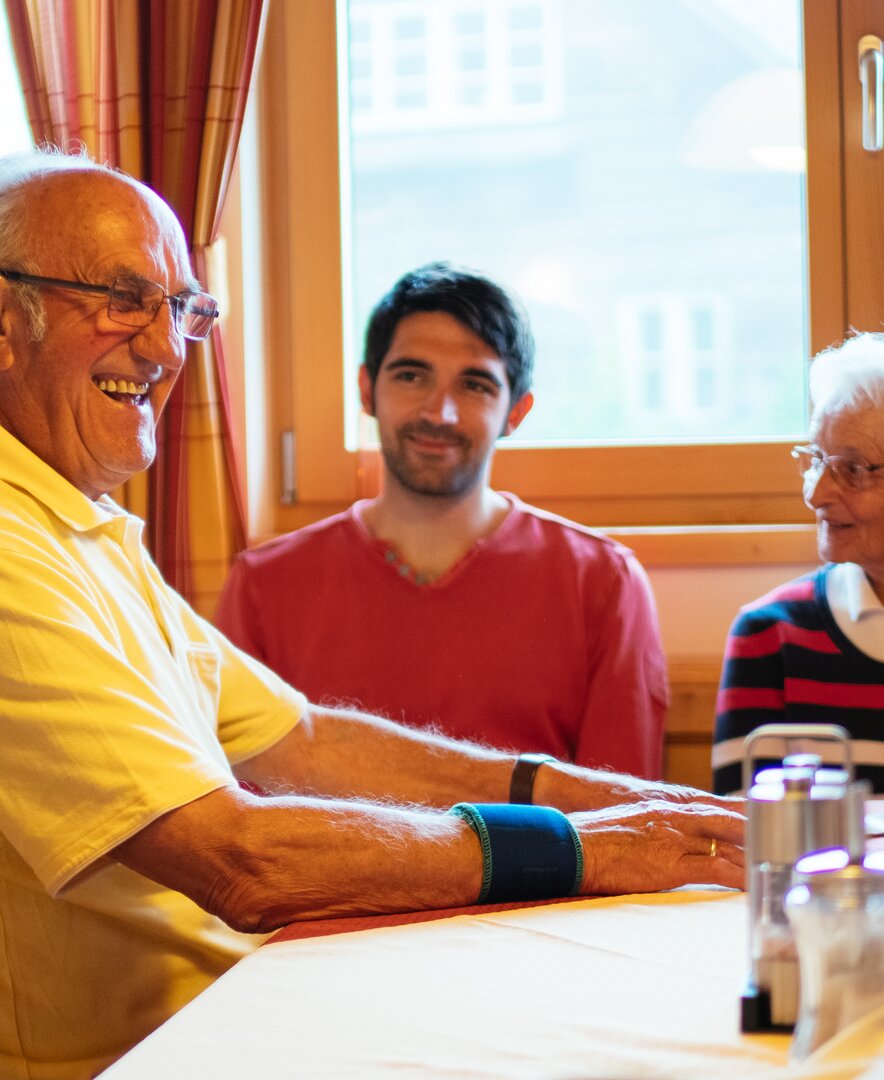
[19,169,192,286]
[811,399,884,452]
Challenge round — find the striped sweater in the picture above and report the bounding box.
[712,566,884,794]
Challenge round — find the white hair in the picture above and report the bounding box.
[809,331,884,422]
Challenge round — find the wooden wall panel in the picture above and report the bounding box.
[664,658,722,790]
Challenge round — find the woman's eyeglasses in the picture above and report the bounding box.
[791,444,884,492]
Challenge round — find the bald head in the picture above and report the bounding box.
[0,150,189,341]
[0,149,145,262]
[19,169,187,277]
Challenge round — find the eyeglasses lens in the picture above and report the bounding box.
[834,461,865,491]
[796,450,867,491]
[105,278,217,340]
[106,280,163,327]
[176,293,219,341]
[794,450,817,478]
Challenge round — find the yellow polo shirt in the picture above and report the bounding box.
[0,426,306,1079]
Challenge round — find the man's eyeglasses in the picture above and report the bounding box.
[0,268,219,341]
[791,444,884,492]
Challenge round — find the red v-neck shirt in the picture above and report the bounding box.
[215,494,667,777]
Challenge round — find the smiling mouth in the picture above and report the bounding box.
[94,377,150,406]
[403,426,466,452]
[409,435,459,450]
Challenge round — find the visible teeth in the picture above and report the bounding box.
[95,379,149,396]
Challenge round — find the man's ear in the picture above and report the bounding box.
[502,391,534,437]
[358,364,376,417]
[0,289,18,373]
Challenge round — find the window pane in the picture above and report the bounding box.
[0,13,31,156]
[342,0,807,446]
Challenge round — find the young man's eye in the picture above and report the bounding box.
[464,379,494,395]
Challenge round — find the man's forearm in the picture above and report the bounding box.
[118,717,747,932]
[235,703,516,806]
[234,703,693,815]
[115,785,486,932]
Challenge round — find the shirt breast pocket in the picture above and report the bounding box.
[185,642,222,727]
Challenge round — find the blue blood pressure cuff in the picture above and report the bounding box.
[449,802,584,904]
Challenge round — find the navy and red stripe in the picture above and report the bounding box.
[712,567,884,794]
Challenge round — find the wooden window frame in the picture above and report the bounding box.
[245,0,844,549]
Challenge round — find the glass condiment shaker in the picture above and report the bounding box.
[741,723,863,1032]
[785,847,884,1061]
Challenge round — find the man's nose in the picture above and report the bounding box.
[421,387,459,426]
[130,303,185,370]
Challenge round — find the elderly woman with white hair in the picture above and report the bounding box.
[713,332,884,794]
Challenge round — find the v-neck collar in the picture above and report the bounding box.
[351,494,518,589]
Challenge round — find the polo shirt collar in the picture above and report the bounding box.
[829,560,884,621]
[0,424,124,533]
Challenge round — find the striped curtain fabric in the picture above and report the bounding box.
[4,0,261,616]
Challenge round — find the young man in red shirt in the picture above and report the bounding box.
[217,263,668,777]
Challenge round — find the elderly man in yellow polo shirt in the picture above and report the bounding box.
[0,147,744,1080]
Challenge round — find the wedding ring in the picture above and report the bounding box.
[709,838,718,858]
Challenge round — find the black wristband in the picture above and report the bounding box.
[509,753,555,804]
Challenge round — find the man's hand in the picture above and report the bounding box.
[534,759,745,817]
[572,798,746,895]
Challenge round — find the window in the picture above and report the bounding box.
[343,0,806,446]
[248,0,858,533]
[0,14,31,156]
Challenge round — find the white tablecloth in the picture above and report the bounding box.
[99,888,884,1079]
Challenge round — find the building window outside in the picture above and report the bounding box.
[619,295,729,427]
[349,0,561,133]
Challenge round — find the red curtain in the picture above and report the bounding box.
[4,0,261,615]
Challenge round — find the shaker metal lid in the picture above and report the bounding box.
[747,778,869,866]
[741,723,853,795]
[795,848,884,876]
[788,848,884,900]
[754,765,849,789]
[747,792,858,864]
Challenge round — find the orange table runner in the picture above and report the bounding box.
[267,892,587,943]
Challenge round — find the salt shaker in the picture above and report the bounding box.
[741,723,863,1031]
[786,846,884,1060]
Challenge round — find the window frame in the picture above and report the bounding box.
[249,0,844,538]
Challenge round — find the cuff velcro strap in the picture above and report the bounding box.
[449,802,584,904]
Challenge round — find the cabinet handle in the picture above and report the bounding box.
[859,34,883,152]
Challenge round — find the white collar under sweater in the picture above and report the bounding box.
[826,561,884,662]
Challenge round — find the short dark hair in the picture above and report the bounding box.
[362,262,535,402]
